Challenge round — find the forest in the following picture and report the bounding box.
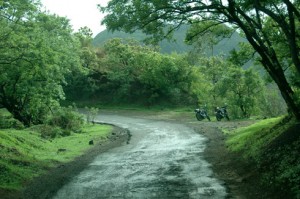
[0,0,300,198]
[1,0,294,126]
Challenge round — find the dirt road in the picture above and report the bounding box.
[53,114,227,199]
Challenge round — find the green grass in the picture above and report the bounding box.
[0,124,112,191]
[225,116,300,197]
[225,116,289,159]
[0,109,11,117]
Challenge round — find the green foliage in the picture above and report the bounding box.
[0,109,24,129]
[31,125,62,139]
[100,0,300,120]
[81,38,196,106]
[0,1,81,126]
[185,21,236,56]
[63,28,100,101]
[0,124,112,190]
[262,139,300,198]
[226,116,300,198]
[218,67,264,118]
[228,42,256,66]
[226,117,284,157]
[46,107,84,134]
[259,84,288,117]
[86,107,99,123]
[72,34,285,119]
[191,56,271,119]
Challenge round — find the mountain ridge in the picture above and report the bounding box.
[92,26,245,55]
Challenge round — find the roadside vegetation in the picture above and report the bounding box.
[1,0,300,198]
[225,116,300,198]
[0,108,112,191]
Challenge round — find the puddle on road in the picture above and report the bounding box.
[53,115,227,199]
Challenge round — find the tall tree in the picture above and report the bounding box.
[0,0,81,125]
[64,27,99,100]
[218,67,265,118]
[100,0,300,120]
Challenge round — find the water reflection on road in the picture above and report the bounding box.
[53,114,227,199]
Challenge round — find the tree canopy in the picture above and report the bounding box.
[100,0,300,120]
[0,0,81,125]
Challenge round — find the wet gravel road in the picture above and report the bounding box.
[53,114,227,199]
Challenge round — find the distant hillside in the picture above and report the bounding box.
[92,25,245,55]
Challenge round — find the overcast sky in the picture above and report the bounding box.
[40,0,110,36]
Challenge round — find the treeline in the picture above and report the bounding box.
[66,31,286,119]
[65,38,196,106]
[0,0,286,128]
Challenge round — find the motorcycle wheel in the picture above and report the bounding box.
[216,115,222,121]
[196,113,203,121]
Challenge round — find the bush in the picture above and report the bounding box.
[39,125,62,139]
[47,107,84,133]
[86,107,99,124]
[259,137,300,198]
[0,110,24,129]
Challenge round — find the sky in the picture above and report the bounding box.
[40,0,110,37]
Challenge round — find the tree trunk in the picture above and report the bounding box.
[259,57,300,121]
[0,95,32,126]
[273,75,300,120]
[227,9,300,121]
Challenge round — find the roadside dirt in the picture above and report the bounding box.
[3,111,273,198]
[189,122,265,199]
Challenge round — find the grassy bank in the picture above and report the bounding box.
[0,124,112,191]
[225,116,300,198]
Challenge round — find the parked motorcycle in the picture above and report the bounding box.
[215,106,230,121]
[194,107,211,121]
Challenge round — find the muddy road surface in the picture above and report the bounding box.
[53,114,227,199]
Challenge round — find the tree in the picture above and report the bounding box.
[198,56,229,104]
[64,27,100,101]
[194,56,267,118]
[0,1,81,125]
[218,67,265,118]
[185,21,233,56]
[94,38,195,105]
[100,0,300,120]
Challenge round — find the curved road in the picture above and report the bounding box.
[53,114,227,199]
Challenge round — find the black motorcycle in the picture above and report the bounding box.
[194,107,211,121]
[215,106,230,121]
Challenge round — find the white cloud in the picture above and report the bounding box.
[40,0,110,36]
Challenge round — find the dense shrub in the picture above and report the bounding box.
[47,107,84,133]
[0,111,24,129]
[259,136,300,198]
[36,125,62,139]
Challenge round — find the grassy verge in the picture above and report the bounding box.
[0,124,112,191]
[225,116,285,158]
[224,116,300,198]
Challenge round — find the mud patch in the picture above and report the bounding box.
[189,122,268,199]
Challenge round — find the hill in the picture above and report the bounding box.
[92,25,245,55]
